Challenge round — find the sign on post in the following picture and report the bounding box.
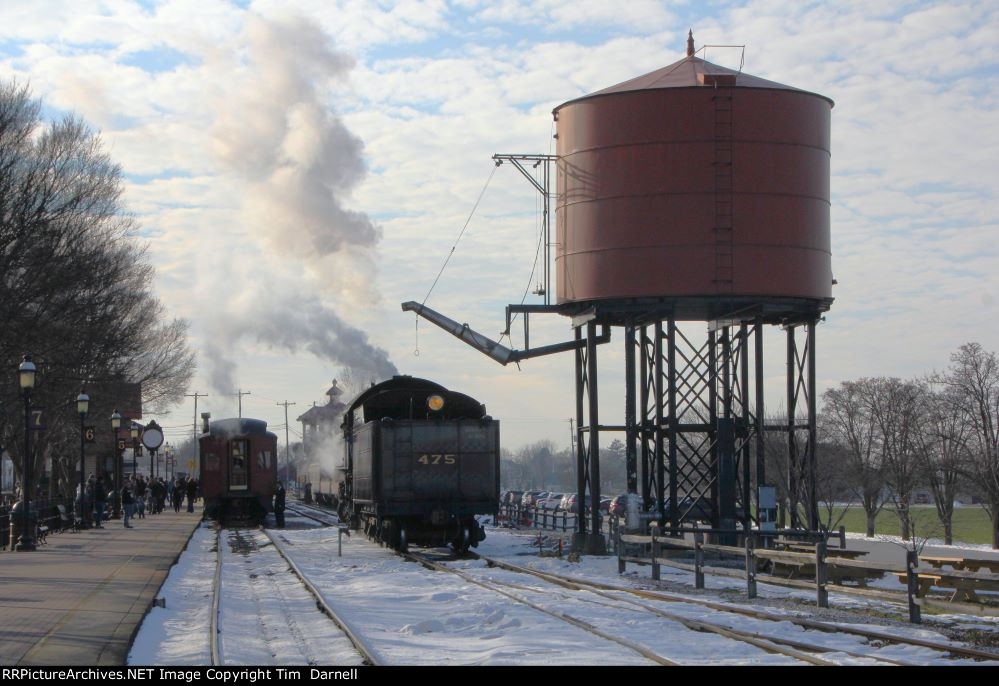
[30,407,45,430]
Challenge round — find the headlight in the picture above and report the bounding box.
[427,394,445,411]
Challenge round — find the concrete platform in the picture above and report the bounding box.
[0,507,201,666]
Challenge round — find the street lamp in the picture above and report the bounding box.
[111,409,122,518]
[130,423,139,477]
[14,354,37,551]
[77,390,89,528]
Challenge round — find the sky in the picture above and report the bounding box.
[0,1,996,459]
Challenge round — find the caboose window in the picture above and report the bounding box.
[230,439,249,491]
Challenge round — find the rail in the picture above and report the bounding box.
[480,555,999,664]
[262,526,384,665]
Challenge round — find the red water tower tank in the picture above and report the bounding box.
[554,48,833,315]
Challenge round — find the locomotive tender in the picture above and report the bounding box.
[199,416,278,525]
[339,375,500,552]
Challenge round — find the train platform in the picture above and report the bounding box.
[0,507,202,666]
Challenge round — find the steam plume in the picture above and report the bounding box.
[202,13,396,391]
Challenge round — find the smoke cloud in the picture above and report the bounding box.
[212,14,379,263]
[204,282,397,395]
[202,13,396,391]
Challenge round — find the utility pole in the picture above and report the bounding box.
[186,392,208,477]
[276,401,296,484]
[230,389,251,418]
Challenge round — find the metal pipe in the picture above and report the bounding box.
[402,301,609,365]
[625,323,637,494]
[587,321,602,538]
[574,327,587,537]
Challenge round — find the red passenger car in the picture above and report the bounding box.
[199,417,277,524]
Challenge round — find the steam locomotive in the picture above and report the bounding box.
[332,375,500,553]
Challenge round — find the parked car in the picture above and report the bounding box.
[538,493,565,510]
[520,491,547,508]
[502,490,524,506]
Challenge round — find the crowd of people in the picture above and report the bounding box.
[76,474,200,529]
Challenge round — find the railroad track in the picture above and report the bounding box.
[209,524,373,666]
[406,550,909,666]
[210,528,223,666]
[281,503,998,665]
[476,555,999,665]
[261,527,383,665]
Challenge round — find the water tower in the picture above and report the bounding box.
[405,33,833,552]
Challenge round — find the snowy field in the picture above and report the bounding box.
[129,511,999,666]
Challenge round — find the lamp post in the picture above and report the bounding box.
[14,354,37,551]
[130,424,139,476]
[77,390,89,528]
[111,409,122,518]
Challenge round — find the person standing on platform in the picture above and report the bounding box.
[186,477,197,513]
[135,476,145,519]
[157,478,167,513]
[172,477,184,512]
[93,476,106,528]
[121,482,135,528]
[273,481,286,528]
[84,475,96,528]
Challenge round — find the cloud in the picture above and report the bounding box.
[2,0,997,449]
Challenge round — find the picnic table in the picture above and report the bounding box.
[920,555,999,574]
[895,569,999,603]
[766,545,883,585]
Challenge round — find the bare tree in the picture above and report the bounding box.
[822,381,887,537]
[812,436,851,531]
[866,378,925,540]
[516,440,558,489]
[915,381,970,545]
[0,81,194,496]
[936,342,999,548]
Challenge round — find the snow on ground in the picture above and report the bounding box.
[471,528,997,665]
[273,526,653,665]
[129,511,361,667]
[129,523,215,665]
[215,528,363,666]
[129,514,999,666]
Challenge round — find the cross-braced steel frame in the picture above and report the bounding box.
[573,313,820,546]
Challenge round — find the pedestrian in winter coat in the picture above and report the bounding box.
[121,484,135,528]
[186,477,197,512]
[172,478,184,512]
[273,481,286,528]
[94,477,107,528]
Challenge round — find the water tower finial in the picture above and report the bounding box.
[687,29,694,57]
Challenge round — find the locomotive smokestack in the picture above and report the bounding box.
[201,412,211,435]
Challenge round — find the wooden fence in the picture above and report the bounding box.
[616,525,999,624]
